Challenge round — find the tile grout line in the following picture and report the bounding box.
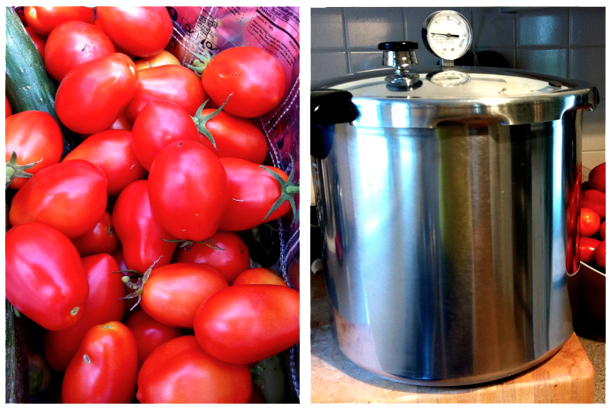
[342,7,352,74]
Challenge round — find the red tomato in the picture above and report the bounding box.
[62,321,138,403]
[112,180,178,273]
[589,162,605,193]
[56,53,138,134]
[193,285,299,364]
[108,109,133,131]
[137,336,251,403]
[9,160,107,239]
[579,237,601,264]
[24,6,94,36]
[173,230,250,284]
[148,141,229,241]
[134,50,180,71]
[44,21,115,82]
[5,111,64,190]
[201,46,285,118]
[218,157,298,231]
[582,189,606,219]
[594,240,606,268]
[232,268,288,287]
[125,310,184,368]
[43,254,126,372]
[580,207,601,237]
[5,223,89,331]
[131,100,201,171]
[5,96,11,118]
[71,212,120,257]
[96,7,172,58]
[141,263,228,328]
[601,221,606,240]
[25,27,46,61]
[124,65,207,123]
[62,129,147,197]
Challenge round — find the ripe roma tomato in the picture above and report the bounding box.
[219,157,298,231]
[579,237,601,264]
[134,50,180,71]
[601,221,606,240]
[582,189,606,219]
[62,321,138,403]
[580,208,601,237]
[25,27,46,61]
[44,254,126,372]
[173,230,250,284]
[9,160,107,239]
[148,141,228,241]
[594,240,606,268]
[125,65,206,123]
[589,162,605,193]
[5,111,63,190]
[44,21,115,82]
[131,100,201,171]
[71,212,120,257]
[62,129,147,197]
[25,6,94,36]
[112,180,178,273]
[140,263,228,328]
[96,7,172,58]
[193,285,299,364]
[56,53,138,134]
[5,223,89,331]
[125,310,184,368]
[137,336,251,403]
[232,268,288,287]
[201,46,285,118]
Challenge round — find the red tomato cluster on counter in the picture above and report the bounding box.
[6,6,299,404]
[578,162,606,271]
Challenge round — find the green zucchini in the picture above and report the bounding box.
[5,7,79,157]
[5,300,29,403]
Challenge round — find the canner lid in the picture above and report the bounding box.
[313,66,599,128]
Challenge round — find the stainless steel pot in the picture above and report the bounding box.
[311,55,598,385]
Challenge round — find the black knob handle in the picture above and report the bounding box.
[378,41,419,51]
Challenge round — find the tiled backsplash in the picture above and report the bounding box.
[311,7,606,169]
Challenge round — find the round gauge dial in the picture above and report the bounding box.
[423,10,472,62]
[428,71,471,87]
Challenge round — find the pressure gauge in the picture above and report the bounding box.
[422,10,472,65]
[427,70,471,87]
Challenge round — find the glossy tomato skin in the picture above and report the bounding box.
[9,160,107,239]
[25,6,94,36]
[44,254,126,372]
[148,141,229,241]
[96,7,172,58]
[142,263,228,328]
[193,285,299,364]
[5,223,89,331]
[580,207,601,237]
[601,221,606,240]
[62,129,147,197]
[56,53,138,134]
[173,230,250,284]
[594,240,606,268]
[232,268,288,287]
[44,21,115,82]
[589,162,606,193]
[579,237,601,264]
[582,189,606,219]
[202,46,285,118]
[132,100,201,171]
[112,180,178,273]
[62,321,138,403]
[25,27,47,61]
[124,65,207,123]
[71,212,120,257]
[125,310,184,368]
[137,336,251,403]
[5,111,64,190]
[219,157,291,231]
[134,50,180,71]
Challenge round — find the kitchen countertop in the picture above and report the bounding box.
[578,336,606,404]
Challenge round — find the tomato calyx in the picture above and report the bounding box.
[5,151,42,189]
[260,154,300,224]
[119,256,163,310]
[161,237,225,251]
[187,50,213,77]
[191,94,233,149]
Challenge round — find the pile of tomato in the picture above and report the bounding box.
[5,6,299,404]
[578,162,606,272]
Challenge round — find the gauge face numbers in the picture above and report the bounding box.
[424,11,472,61]
[429,71,471,87]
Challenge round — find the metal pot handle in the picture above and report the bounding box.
[310,89,359,159]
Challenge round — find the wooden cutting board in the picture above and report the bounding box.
[311,273,595,404]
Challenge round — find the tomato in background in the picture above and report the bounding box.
[5,111,64,190]
[125,310,184,368]
[134,50,180,71]
[43,254,126,372]
[62,129,147,197]
[24,6,94,36]
[56,53,138,135]
[580,208,601,237]
[579,237,601,264]
[24,27,46,61]
[594,240,606,268]
[5,96,12,118]
[588,162,605,193]
[9,160,107,239]
[44,21,115,82]
[62,321,138,403]
[96,7,172,58]
[582,189,606,219]
[136,336,251,403]
[172,230,250,284]
[232,268,288,287]
[600,221,606,241]
[5,223,89,331]
[71,212,120,257]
